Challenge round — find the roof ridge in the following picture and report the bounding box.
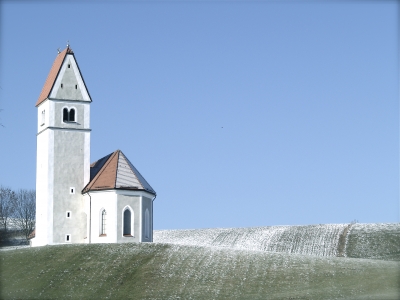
[120,151,155,194]
[82,150,119,194]
[114,150,120,189]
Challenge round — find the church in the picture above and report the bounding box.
[30,45,156,247]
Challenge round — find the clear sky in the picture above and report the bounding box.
[0,1,398,229]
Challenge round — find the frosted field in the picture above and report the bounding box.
[346,223,400,261]
[2,242,399,299]
[154,223,400,259]
[1,223,399,299]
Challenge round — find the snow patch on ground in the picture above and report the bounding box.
[154,224,348,257]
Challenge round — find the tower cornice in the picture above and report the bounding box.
[37,126,91,136]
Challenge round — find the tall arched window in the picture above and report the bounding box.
[123,209,132,236]
[145,209,150,239]
[100,209,106,236]
[69,109,75,122]
[63,108,69,122]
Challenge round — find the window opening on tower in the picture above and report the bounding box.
[41,110,45,126]
[63,108,76,123]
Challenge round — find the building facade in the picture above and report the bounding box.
[31,46,156,247]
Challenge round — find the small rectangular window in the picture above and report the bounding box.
[41,110,45,126]
[70,187,75,194]
[66,211,71,218]
[61,83,63,88]
[68,64,71,68]
[65,234,71,242]
[75,85,77,89]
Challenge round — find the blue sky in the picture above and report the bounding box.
[0,1,398,229]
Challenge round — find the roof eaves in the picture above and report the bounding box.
[83,187,156,195]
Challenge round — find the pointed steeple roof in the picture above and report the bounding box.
[82,150,156,196]
[36,46,91,106]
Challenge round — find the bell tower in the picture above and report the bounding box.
[32,45,91,246]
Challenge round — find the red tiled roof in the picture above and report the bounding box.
[35,47,74,107]
[82,150,119,193]
[82,150,156,195]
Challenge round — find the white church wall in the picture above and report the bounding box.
[52,101,89,130]
[51,128,88,244]
[85,190,155,244]
[37,100,50,132]
[117,194,141,243]
[34,126,54,246]
[89,191,118,244]
[84,103,90,130]
[83,131,90,189]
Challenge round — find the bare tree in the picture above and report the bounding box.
[13,189,35,240]
[0,186,16,241]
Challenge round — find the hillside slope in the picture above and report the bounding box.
[1,243,399,300]
[154,223,400,260]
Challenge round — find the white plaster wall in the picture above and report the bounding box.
[84,101,90,129]
[52,129,87,244]
[34,99,90,246]
[53,102,87,129]
[117,193,140,243]
[84,194,90,243]
[84,131,90,186]
[89,191,118,244]
[37,101,49,132]
[34,126,54,246]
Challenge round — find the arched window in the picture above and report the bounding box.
[62,108,76,122]
[69,109,75,122]
[123,209,132,236]
[63,108,69,122]
[145,209,150,239]
[100,210,106,236]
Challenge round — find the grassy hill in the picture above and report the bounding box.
[1,223,399,299]
[154,223,400,260]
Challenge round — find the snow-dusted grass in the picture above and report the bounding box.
[346,223,400,261]
[154,223,400,260]
[1,242,399,299]
[0,245,29,251]
[1,223,399,299]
